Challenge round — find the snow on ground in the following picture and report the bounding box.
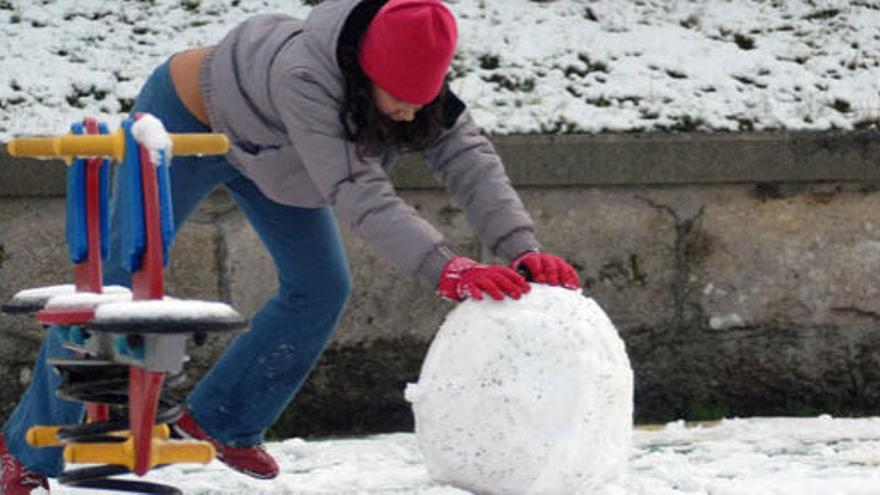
[44,416,880,495]
[1,0,879,141]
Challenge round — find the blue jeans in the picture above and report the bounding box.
[3,59,352,476]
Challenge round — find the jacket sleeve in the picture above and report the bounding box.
[422,107,541,262]
[274,67,455,285]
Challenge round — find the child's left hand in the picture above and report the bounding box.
[510,251,581,290]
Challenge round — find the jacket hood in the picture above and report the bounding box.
[297,0,368,93]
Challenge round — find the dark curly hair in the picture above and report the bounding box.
[336,0,449,160]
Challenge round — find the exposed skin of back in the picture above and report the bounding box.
[169,47,213,127]
[168,45,421,129]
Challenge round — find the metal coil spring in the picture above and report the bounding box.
[51,358,185,494]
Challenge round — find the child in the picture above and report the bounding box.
[0,0,580,490]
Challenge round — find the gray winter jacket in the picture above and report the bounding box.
[200,0,540,285]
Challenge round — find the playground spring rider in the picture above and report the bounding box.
[3,115,248,494]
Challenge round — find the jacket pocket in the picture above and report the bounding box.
[234,140,283,155]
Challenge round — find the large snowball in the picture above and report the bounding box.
[406,285,633,494]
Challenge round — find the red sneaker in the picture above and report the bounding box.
[0,433,50,495]
[172,409,279,479]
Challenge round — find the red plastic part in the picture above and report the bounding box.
[128,366,165,476]
[65,118,110,424]
[126,117,169,476]
[130,117,165,301]
[74,118,105,294]
[86,404,110,423]
[35,308,96,326]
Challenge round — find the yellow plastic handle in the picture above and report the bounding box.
[153,439,216,466]
[26,425,63,447]
[8,131,127,161]
[7,130,229,162]
[64,437,215,470]
[26,424,170,448]
[171,133,230,157]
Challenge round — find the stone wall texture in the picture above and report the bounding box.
[2,131,880,438]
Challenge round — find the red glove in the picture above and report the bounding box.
[437,256,531,302]
[510,251,581,289]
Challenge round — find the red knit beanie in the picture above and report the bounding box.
[358,0,458,105]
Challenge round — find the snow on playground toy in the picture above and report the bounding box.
[407,285,633,494]
[3,116,246,494]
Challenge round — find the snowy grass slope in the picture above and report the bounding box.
[1,0,879,141]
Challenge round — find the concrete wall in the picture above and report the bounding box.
[2,131,880,438]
